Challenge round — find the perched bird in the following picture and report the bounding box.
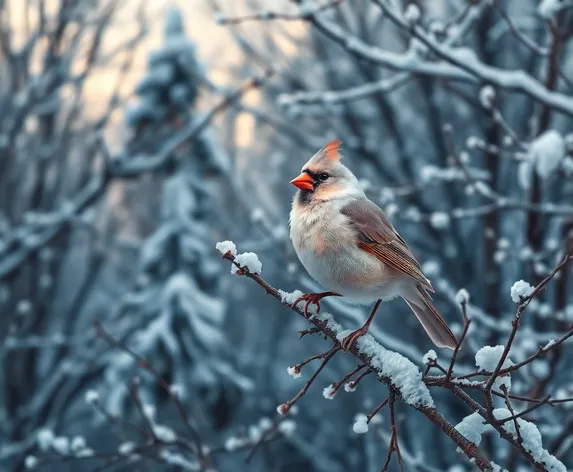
[289,140,457,350]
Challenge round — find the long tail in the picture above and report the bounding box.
[404,284,458,350]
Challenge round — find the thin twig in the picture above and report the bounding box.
[446,300,471,381]
[278,345,341,414]
[329,364,367,395]
[381,391,404,472]
[485,255,573,391]
[367,397,389,424]
[500,385,523,446]
[94,321,206,466]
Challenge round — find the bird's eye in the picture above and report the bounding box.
[319,173,329,181]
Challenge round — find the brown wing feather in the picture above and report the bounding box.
[341,199,433,292]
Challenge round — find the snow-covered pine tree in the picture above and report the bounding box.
[99,6,251,433]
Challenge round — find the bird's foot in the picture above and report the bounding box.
[341,300,381,351]
[341,326,370,352]
[293,291,341,316]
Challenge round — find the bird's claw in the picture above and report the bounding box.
[293,292,340,317]
[293,293,324,317]
[341,327,369,352]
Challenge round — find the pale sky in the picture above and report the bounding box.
[103,0,305,147]
[4,0,305,148]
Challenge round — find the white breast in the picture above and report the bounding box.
[289,198,404,304]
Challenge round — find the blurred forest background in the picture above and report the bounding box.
[1,0,573,471]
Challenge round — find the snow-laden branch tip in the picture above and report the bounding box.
[85,390,99,404]
[344,382,357,393]
[430,212,450,229]
[538,0,572,20]
[403,4,421,26]
[353,414,369,434]
[510,280,535,303]
[479,85,495,109]
[215,240,237,257]
[529,130,566,179]
[118,442,136,455]
[475,345,513,389]
[455,288,470,305]
[217,241,262,274]
[36,429,55,452]
[422,349,437,365]
[24,456,38,469]
[322,384,336,400]
[287,366,301,379]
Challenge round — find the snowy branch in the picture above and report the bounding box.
[220,248,496,471]
[219,242,573,472]
[0,70,272,280]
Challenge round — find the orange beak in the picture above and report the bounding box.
[290,172,314,191]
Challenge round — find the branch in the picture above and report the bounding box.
[500,385,523,446]
[0,70,273,280]
[220,251,494,471]
[446,298,471,381]
[93,321,206,466]
[279,345,340,413]
[213,0,346,24]
[369,0,573,116]
[486,255,573,390]
[287,0,573,116]
[381,390,404,472]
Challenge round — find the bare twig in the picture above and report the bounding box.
[367,397,389,424]
[278,345,340,414]
[486,255,573,391]
[500,385,523,446]
[446,299,471,381]
[93,321,207,467]
[381,391,404,472]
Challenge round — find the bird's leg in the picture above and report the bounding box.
[341,299,382,351]
[293,291,341,316]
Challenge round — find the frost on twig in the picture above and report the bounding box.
[456,410,566,472]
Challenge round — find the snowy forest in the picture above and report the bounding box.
[1,0,573,471]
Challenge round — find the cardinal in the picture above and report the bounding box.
[289,140,457,350]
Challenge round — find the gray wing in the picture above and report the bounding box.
[341,199,433,292]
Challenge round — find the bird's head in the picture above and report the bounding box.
[290,140,362,204]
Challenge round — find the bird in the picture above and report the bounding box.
[288,139,458,351]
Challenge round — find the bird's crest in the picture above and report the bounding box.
[323,139,342,161]
[304,139,343,170]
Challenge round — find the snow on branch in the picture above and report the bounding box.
[219,244,495,471]
[218,242,573,472]
[222,0,573,116]
[0,71,272,281]
[370,0,573,116]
